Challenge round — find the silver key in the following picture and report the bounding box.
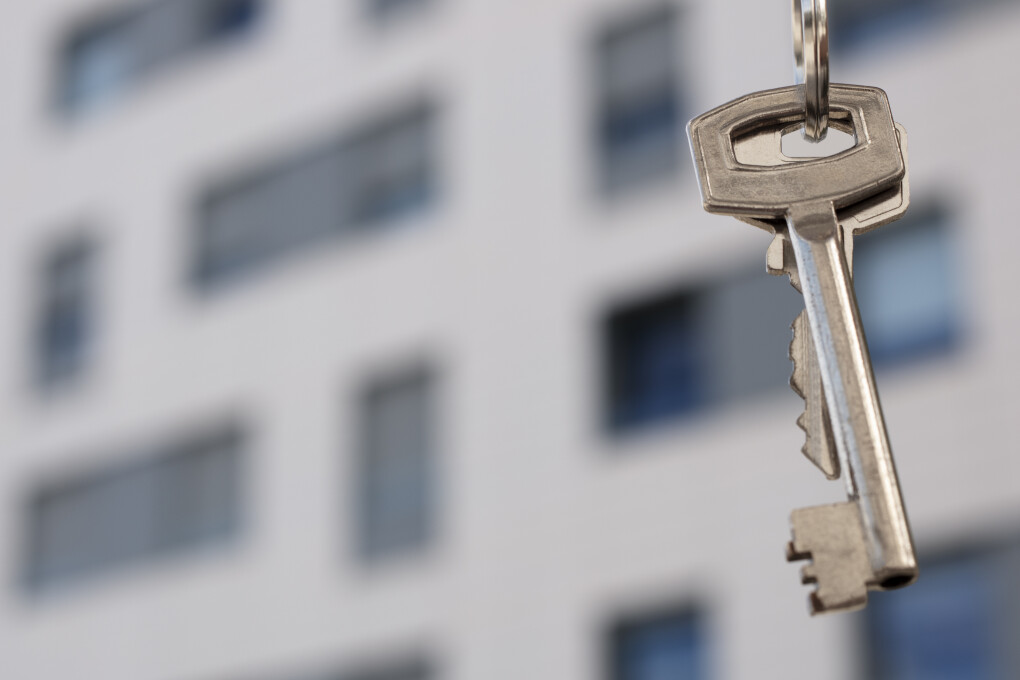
[741,124,910,481]
[688,84,918,614]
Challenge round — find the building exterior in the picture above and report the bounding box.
[1,1,1019,679]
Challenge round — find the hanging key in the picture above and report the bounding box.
[688,84,918,614]
[736,122,910,480]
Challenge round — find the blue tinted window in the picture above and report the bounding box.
[25,424,244,593]
[607,291,705,430]
[194,102,435,288]
[854,205,960,366]
[597,8,682,192]
[37,238,96,388]
[59,0,262,113]
[866,543,1020,679]
[368,0,432,22]
[605,271,802,433]
[612,609,705,680]
[829,0,1016,51]
[357,368,437,563]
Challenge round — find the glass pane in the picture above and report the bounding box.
[865,546,1020,680]
[854,207,959,365]
[613,610,704,680]
[358,369,435,561]
[25,425,244,592]
[598,9,680,191]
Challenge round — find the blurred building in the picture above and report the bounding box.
[1,1,1019,679]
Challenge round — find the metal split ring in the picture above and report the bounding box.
[793,0,829,141]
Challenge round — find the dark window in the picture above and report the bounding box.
[343,658,432,680]
[284,657,433,680]
[609,608,705,680]
[865,540,1020,679]
[367,0,432,22]
[854,204,960,366]
[604,271,801,432]
[596,8,682,192]
[356,367,437,563]
[36,237,96,388]
[58,0,263,113]
[829,0,1016,51]
[194,102,435,288]
[24,424,244,592]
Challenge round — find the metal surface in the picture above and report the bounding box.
[764,125,910,480]
[793,0,829,141]
[688,84,918,614]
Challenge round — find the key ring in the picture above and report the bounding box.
[792,0,829,141]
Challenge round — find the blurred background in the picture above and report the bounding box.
[1,1,1019,679]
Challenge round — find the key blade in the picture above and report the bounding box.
[786,201,918,584]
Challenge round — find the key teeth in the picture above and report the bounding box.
[788,503,873,615]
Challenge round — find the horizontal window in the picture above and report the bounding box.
[603,270,802,432]
[24,423,244,593]
[609,606,705,680]
[367,0,433,23]
[865,538,1020,679]
[829,0,1014,50]
[266,656,433,680]
[194,102,436,288]
[57,0,263,113]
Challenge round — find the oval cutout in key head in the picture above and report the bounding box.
[687,84,904,219]
[782,125,855,158]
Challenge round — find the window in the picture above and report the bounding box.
[609,607,705,680]
[343,658,432,680]
[596,7,682,192]
[285,657,433,680]
[853,204,960,366]
[828,0,1013,51]
[24,424,244,592]
[194,102,436,288]
[356,367,437,563]
[865,540,1020,679]
[36,237,96,388]
[604,271,802,432]
[58,0,263,113]
[367,0,432,23]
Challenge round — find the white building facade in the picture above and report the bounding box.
[1,1,1019,679]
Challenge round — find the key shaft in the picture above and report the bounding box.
[786,202,915,584]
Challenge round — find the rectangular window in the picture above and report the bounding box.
[344,659,432,680]
[195,102,435,288]
[36,237,96,388]
[828,0,1009,51]
[865,540,1020,679]
[604,271,802,432]
[596,7,682,193]
[356,367,437,563]
[24,424,244,592]
[291,658,432,680]
[853,204,960,366]
[367,0,432,22]
[58,0,262,113]
[609,607,705,680]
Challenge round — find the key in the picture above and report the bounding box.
[739,123,910,480]
[688,84,918,614]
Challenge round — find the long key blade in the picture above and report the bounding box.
[786,201,916,591]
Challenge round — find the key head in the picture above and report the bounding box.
[687,84,904,219]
